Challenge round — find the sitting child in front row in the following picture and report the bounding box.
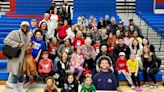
[80,74,96,92]
[61,73,79,92]
[38,51,54,82]
[45,76,59,92]
[116,52,134,88]
[70,47,84,80]
[23,45,37,84]
[127,54,141,90]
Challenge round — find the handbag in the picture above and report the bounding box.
[2,31,22,59]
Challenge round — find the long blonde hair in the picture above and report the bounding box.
[143,46,152,62]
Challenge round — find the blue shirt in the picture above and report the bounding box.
[93,71,117,90]
[32,38,46,58]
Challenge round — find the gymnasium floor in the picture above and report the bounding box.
[0,84,164,92]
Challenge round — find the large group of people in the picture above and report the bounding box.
[3,0,161,92]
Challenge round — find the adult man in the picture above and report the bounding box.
[93,56,117,90]
[4,21,31,92]
[127,19,144,38]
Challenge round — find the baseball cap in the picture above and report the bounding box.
[119,52,125,56]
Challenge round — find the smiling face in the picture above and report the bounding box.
[21,25,29,33]
[62,52,68,62]
[35,31,42,41]
[85,77,92,87]
[46,79,53,87]
[67,75,74,84]
[100,60,109,70]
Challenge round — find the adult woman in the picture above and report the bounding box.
[57,39,74,58]
[4,21,30,92]
[47,37,60,61]
[81,38,96,60]
[39,21,50,44]
[57,51,70,87]
[50,8,61,37]
[142,46,159,88]
[130,39,143,70]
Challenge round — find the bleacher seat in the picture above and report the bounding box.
[73,0,120,25]
[136,0,164,36]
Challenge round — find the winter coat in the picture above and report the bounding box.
[4,29,30,76]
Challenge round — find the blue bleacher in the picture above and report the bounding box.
[136,0,164,37]
[13,0,51,15]
[73,0,120,25]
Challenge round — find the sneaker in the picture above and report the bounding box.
[143,83,149,88]
[135,86,140,91]
[150,84,158,89]
[17,83,28,92]
[32,80,37,85]
[24,80,30,85]
[131,85,135,89]
[12,84,19,92]
[5,81,15,89]
[139,87,143,91]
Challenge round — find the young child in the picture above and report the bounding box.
[70,47,84,80]
[38,51,54,82]
[23,45,37,84]
[116,52,134,88]
[61,73,79,92]
[83,56,95,75]
[127,54,140,90]
[80,74,96,92]
[45,76,59,92]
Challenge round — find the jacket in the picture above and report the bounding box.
[93,71,117,90]
[4,29,30,76]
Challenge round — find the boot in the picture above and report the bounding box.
[17,82,27,92]
[11,84,19,92]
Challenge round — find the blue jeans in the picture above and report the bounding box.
[12,75,24,84]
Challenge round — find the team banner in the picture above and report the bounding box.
[154,0,164,14]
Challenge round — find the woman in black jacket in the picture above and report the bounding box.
[142,46,159,89]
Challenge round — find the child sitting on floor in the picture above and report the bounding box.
[80,74,96,92]
[70,47,84,80]
[61,73,79,92]
[38,51,54,82]
[45,76,59,92]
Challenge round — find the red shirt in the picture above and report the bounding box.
[73,37,85,49]
[47,43,60,54]
[116,57,129,73]
[93,44,100,53]
[38,59,53,74]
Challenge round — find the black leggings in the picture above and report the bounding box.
[131,73,140,86]
[143,67,158,84]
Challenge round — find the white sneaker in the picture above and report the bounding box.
[131,85,135,89]
[6,81,15,89]
[143,83,149,88]
[17,83,27,92]
[150,84,158,89]
[11,84,19,92]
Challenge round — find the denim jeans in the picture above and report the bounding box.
[12,75,24,84]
